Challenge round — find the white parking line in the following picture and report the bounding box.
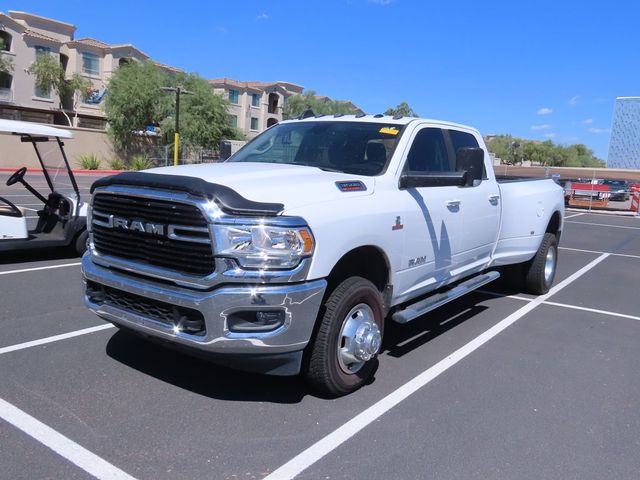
[543,301,640,322]
[559,246,640,260]
[0,262,81,276]
[0,398,136,480]
[264,253,610,480]
[565,221,640,230]
[0,324,114,356]
[564,213,585,219]
[476,289,532,302]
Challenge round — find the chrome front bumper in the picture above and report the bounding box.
[82,255,326,360]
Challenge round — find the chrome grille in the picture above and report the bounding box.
[91,193,214,276]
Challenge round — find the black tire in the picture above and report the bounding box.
[305,277,384,397]
[523,232,558,295]
[73,229,89,256]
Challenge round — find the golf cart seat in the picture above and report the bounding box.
[35,192,71,234]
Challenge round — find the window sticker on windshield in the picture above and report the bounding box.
[379,127,399,135]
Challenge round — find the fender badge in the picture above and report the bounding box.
[392,216,404,231]
[336,181,367,192]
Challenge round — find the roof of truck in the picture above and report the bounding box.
[280,114,479,134]
[0,119,73,139]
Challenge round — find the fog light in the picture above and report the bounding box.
[85,281,106,304]
[228,310,285,333]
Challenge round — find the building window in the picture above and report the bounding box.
[0,72,12,89]
[34,46,52,99]
[251,93,260,107]
[250,117,259,130]
[227,115,238,128]
[228,89,239,104]
[0,31,12,51]
[82,52,100,76]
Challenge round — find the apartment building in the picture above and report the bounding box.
[0,10,176,130]
[209,78,304,139]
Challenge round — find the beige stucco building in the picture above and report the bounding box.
[0,10,176,130]
[209,78,304,139]
[0,10,351,144]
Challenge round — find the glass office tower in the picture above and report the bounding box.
[608,97,640,169]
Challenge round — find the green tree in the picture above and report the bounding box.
[495,135,607,167]
[283,90,361,119]
[105,60,169,154]
[27,53,91,126]
[160,73,242,149]
[384,101,418,117]
[106,61,241,158]
[486,134,521,164]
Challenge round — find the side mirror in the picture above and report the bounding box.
[456,147,484,187]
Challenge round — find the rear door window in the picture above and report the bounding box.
[447,129,486,179]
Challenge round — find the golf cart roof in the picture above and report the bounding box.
[0,119,73,139]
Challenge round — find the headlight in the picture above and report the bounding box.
[212,224,314,269]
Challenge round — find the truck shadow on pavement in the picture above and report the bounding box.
[383,293,490,358]
[105,292,495,402]
[105,330,311,404]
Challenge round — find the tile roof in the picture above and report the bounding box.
[153,61,183,74]
[74,37,109,48]
[23,29,62,44]
[209,78,301,93]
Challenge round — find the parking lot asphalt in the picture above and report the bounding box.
[1,176,639,479]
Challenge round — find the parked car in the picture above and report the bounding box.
[82,115,564,396]
[602,179,630,201]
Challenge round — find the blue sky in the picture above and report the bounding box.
[4,0,639,159]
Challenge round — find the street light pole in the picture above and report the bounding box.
[160,86,194,166]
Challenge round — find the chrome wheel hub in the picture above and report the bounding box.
[544,246,556,284]
[337,303,382,374]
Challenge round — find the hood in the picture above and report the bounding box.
[147,162,375,213]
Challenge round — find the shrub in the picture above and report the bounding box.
[78,153,101,170]
[130,155,152,171]
[109,157,125,170]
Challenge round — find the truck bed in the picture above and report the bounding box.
[491,177,564,266]
[495,175,556,183]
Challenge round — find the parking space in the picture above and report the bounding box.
[0,212,639,479]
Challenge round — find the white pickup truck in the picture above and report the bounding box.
[82,115,564,396]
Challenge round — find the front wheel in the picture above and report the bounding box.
[523,232,558,295]
[305,277,384,397]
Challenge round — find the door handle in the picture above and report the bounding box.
[488,194,500,205]
[446,200,461,208]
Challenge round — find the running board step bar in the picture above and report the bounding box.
[392,271,501,324]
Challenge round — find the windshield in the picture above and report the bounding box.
[228,121,404,176]
[33,138,78,199]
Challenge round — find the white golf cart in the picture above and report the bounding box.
[0,119,88,255]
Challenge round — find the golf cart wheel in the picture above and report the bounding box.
[523,232,558,295]
[305,276,384,397]
[74,229,89,256]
